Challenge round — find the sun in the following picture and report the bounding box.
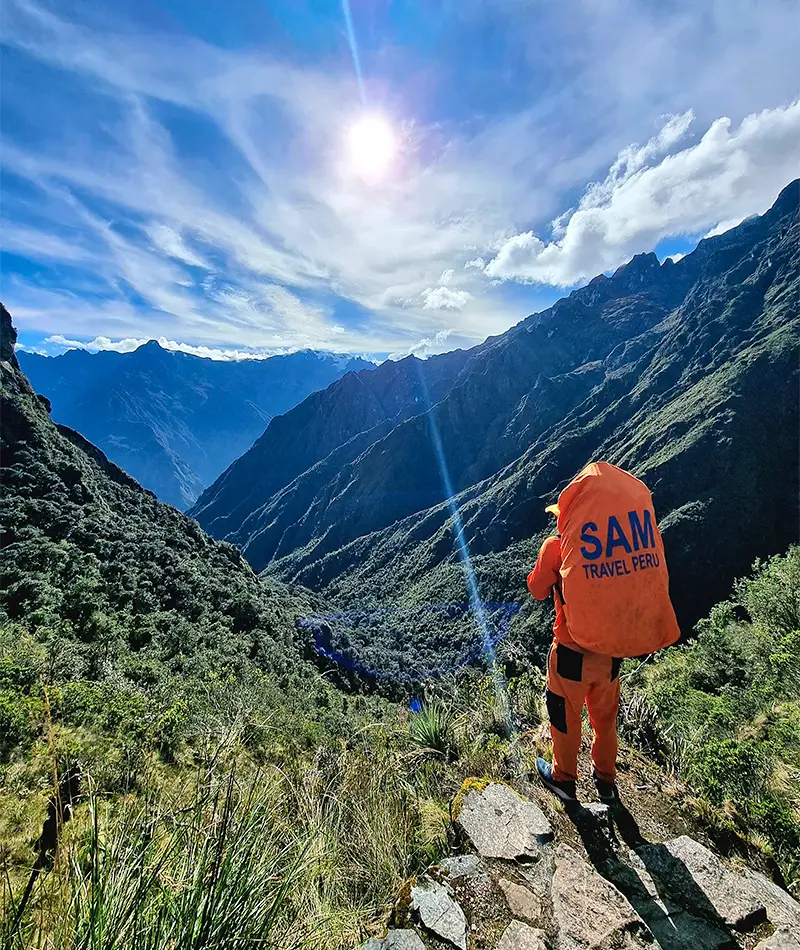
[346,114,397,181]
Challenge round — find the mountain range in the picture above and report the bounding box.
[4,297,800,943]
[191,180,800,675]
[19,343,374,509]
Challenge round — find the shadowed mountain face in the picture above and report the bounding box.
[193,181,799,649]
[19,343,374,509]
[1,301,317,680]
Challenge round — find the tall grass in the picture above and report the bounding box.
[2,743,440,950]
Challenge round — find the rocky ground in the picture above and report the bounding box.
[360,767,800,950]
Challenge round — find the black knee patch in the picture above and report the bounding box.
[556,644,583,682]
[611,658,623,681]
[546,690,568,734]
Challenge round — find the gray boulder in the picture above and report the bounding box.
[496,919,549,950]
[361,930,426,950]
[411,879,468,950]
[457,783,552,860]
[637,836,787,932]
[551,844,654,949]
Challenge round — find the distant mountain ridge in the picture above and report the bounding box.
[193,180,799,671]
[19,342,374,509]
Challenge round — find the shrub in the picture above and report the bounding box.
[628,547,800,886]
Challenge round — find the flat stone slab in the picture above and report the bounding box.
[412,879,467,950]
[361,930,426,950]
[552,843,654,949]
[499,877,542,924]
[626,851,736,950]
[496,919,548,950]
[637,836,767,931]
[440,854,485,880]
[741,867,800,934]
[756,928,800,950]
[457,783,552,860]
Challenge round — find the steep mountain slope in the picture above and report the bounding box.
[193,259,698,565]
[196,181,799,670]
[302,182,799,637]
[0,303,321,682]
[19,342,373,509]
[189,345,472,539]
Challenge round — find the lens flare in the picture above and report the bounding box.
[346,114,396,181]
[414,365,522,772]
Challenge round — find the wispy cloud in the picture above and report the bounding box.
[3,0,799,355]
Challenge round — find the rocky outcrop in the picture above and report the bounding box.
[457,783,552,860]
[361,782,800,950]
[411,880,468,949]
[1,302,19,368]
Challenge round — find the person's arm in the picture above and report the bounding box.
[527,536,562,600]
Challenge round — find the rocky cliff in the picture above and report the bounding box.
[365,779,800,950]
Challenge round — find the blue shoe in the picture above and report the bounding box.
[536,757,577,802]
[593,772,619,803]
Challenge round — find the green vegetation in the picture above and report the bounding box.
[0,317,526,946]
[3,302,799,942]
[0,644,536,947]
[623,548,800,887]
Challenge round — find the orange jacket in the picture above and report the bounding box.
[527,535,574,647]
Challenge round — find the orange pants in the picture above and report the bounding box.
[546,641,621,784]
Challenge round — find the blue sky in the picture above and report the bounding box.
[2,0,799,361]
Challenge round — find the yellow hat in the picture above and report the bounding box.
[545,504,560,516]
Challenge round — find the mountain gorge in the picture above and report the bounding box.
[2,193,800,943]
[19,343,374,509]
[193,181,800,672]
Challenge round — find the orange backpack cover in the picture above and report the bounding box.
[550,461,680,657]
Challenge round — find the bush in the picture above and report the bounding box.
[0,689,41,762]
[628,547,800,885]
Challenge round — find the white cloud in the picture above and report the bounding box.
[420,286,472,311]
[703,218,748,239]
[45,334,147,354]
[389,328,454,361]
[439,268,455,285]
[485,100,800,286]
[147,225,209,269]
